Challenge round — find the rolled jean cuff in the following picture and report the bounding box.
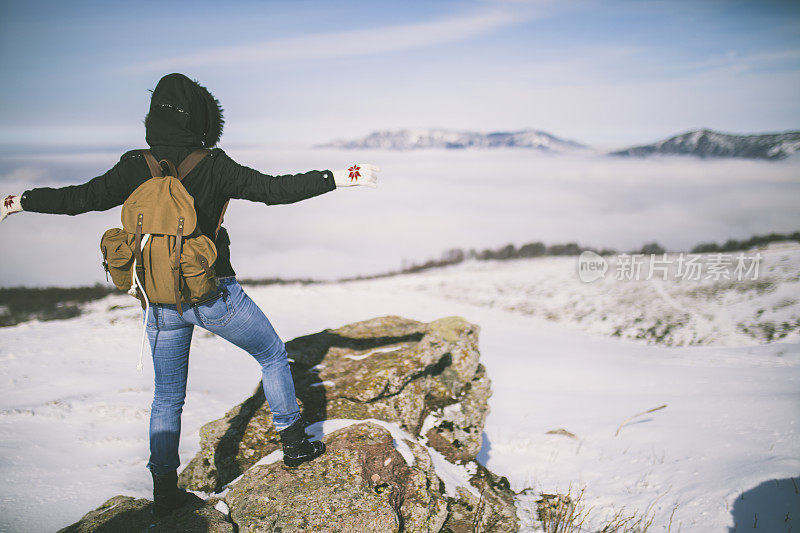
[147,461,178,476]
[273,411,302,431]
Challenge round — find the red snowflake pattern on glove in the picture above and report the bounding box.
[348,165,360,182]
[4,195,14,209]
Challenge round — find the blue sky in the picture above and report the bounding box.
[1,0,798,150]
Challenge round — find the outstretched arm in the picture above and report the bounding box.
[216,150,379,204]
[2,158,137,220]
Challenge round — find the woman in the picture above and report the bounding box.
[0,73,379,516]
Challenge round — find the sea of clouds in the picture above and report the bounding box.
[1,147,798,287]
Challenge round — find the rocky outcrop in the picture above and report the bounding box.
[62,315,520,532]
[180,315,492,492]
[224,420,519,532]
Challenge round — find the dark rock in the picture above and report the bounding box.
[57,494,234,533]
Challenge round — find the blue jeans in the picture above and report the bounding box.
[143,276,301,475]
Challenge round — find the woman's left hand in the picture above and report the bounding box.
[1,194,23,223]
[332,163,379,188]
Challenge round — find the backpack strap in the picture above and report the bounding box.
[134,213,145,293]
[142,149,209,180]
[215,200,229,240]
[142,151,162,178]
[174,216,185,315]
[159,159,178,178]
[197,255,214,278]
[177,149,211,180]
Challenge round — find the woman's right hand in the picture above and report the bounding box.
[332,164,379,188]
[1,194,23,222]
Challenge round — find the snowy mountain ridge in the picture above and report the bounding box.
[610,128,800,160]
[317,128,589,152]
[318,127,800,160]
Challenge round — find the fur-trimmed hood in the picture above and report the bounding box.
[145,73,224,148]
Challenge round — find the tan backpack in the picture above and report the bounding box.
[100,149,228,315]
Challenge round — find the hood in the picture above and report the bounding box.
[144,73,224,148]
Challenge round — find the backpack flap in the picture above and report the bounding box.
[121,177,198,236]
[100,228,135,291]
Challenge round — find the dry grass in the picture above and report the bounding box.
[520,483,662,533]
[614,405,668,437]
[597,504,657,532]
[535,486,589,533]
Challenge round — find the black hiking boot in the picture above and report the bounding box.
[151,470,192,517]
[279,416,325,467]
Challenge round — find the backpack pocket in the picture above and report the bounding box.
[100,228,134,291]
[175,235,219,303]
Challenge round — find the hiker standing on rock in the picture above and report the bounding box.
[0,73,379,516]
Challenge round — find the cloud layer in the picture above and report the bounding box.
[1,148,798,287]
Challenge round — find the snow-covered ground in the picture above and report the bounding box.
[1,250,799,531]
[389,242,800,347]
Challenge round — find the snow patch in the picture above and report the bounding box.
[427,449,481,498]
[214,500,229,516]
[254,449,284,467]
[99,502,118,514]
[419,412,438,441]
[442,402,463,419]
[345,345,404,360]
[305,418,416,467]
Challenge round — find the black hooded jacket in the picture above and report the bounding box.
[20,73,336,278]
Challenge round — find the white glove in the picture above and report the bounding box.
[332,163,379,188]
[1,194,23,222]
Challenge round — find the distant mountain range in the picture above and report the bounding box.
[609,129,800,160]
[318,128,800,160]
[317,128,588,153]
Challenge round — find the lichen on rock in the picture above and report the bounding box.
[226,422,451,532]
